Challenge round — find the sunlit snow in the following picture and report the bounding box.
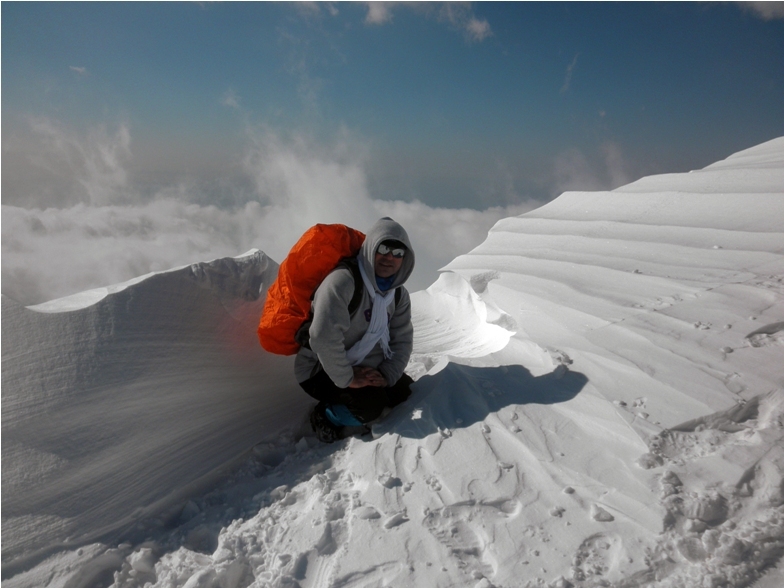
[2,138,783,588]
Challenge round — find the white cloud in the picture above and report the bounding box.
[560,54,578,94]
[740,1,784,20]
[365,2,395,25]
[363,2,492,41]
[294,2,322,18]
[69,66,89,77]
[465,17,492,42]
[2,123,538,305]
[11,118,134,207]
[436,3,493,42]
[221,88,241,110]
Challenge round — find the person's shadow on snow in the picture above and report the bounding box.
[374,363,588,440]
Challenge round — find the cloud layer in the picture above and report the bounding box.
[2,121,535,305]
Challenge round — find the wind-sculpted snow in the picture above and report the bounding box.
[2,138,784,588]
[406,272,526,380]
[1,250,308,575]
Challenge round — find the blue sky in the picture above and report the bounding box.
[4,1,784,210]
[2,2,784,304]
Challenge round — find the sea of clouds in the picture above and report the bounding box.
[2,120,538,305]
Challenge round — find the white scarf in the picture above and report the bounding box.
[345,259,395,366]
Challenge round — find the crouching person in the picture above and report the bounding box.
[295,218,415,442]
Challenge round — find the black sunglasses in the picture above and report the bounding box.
[377,243,406,258]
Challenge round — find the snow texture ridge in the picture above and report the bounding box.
[1,250,309,576]
[2,137,784,588]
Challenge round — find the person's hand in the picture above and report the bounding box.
[364,368,387,387]
[348,366,387,388]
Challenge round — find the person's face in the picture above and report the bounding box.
[374,245,405,278]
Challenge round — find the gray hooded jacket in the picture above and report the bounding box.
[294,218,415,388]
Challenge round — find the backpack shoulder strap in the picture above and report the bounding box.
[297,259,405,349]
[295,259,362,350]
[342,257,365,317]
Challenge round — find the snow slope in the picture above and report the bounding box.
[2,138,784,588]
[1,251,303,574]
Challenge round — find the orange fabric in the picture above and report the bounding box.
[258,224,366,355]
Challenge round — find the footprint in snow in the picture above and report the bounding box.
[745,321,784,348]
[354,506,381,520]
[423,505,496,580]
[377,472,403,489]
[383,512,409,529]
[723,372,745,394]
[570,532,625,584]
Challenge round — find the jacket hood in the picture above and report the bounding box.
[359,217,415,292]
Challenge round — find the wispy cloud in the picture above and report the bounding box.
[362,2,492,42]
[436,3,493,42]
[295,1,339,19]
[221,88,241,110]
[739,1,784,20]
[69,66,89,77]
[464,17,492,42]
[3,118,132,207]
[293,2,320,18]
[552,141,631,195]
[283,2,491,119]
[560,54,579,94]
[1,121,536,305]
[365,2,395,25]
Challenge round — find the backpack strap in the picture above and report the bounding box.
[295,258,402,350]
[295,258,365,350]
[343,257,365,317]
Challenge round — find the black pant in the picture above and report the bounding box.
[299,369,413,424]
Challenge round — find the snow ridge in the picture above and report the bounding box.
[1,250,307,575]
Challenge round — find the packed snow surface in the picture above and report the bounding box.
[2,137,784,587]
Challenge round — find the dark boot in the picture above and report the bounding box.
[309,402,344,444]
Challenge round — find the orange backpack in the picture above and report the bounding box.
[257,224,366,355]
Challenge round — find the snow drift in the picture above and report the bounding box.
[2,138,784,588]
[1,251,300,574]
